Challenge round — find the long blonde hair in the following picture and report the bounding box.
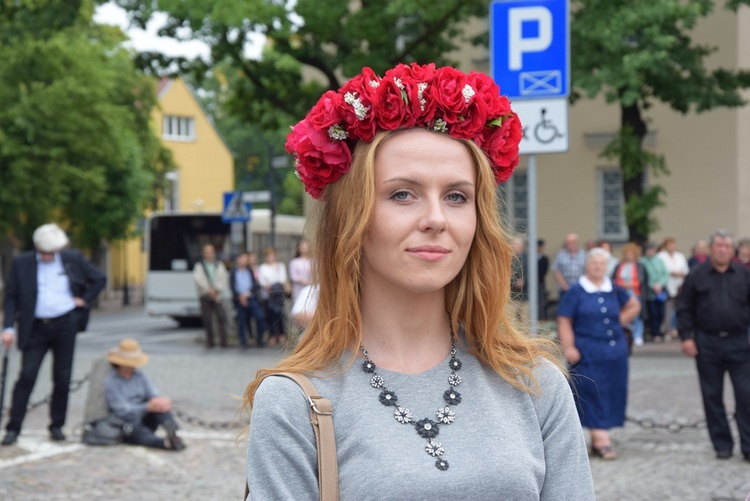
[243,130,561,408]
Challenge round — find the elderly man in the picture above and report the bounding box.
[193,244,229,348]
[105,338,185,451]
[677,229,750,462]
[552,233,586,301]
[2,224,106,445]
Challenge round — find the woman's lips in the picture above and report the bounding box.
[407,246,450,261]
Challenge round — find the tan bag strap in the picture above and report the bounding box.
[245,372,339,501]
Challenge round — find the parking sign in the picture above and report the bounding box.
[490,0,569,100]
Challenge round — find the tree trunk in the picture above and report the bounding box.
[620,102,648,245]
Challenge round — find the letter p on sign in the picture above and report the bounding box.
[509,7,552,70]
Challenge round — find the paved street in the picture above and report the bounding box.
[1,306,749,500]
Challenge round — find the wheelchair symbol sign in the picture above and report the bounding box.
[513,98,569,154]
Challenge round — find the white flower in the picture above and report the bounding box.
[436,406,455,424]
[425,439,444,457]
[394,407,413,424]
[417,82,428,111]
[448,373,462,386]
[328,124,348,140]
[344,92,369,120]
[433,119,448,133]
[462,84,475,103]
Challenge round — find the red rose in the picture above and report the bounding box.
[449,81,489,140]
[340,67,380,142]
[467,72,511,120]
[287,120,352,199]
[375,75,420,131]
[406,62,437,82]
[307,91,345,131]
[477,114,522,182]
[430,67,470,124]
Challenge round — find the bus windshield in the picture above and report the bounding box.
[148,214,238,271]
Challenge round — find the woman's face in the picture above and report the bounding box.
[585,255,608,282]
[623,250,636,262]
[666,241,676,253]
[362,129,477,296]
[265,251,276,264]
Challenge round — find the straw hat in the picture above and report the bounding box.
[107,338,149,368]
[33,223,69,253]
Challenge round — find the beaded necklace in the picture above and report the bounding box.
[359,325,462,471]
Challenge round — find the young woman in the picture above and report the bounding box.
[244,63,594,499]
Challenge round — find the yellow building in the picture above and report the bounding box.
[108,77,234,297]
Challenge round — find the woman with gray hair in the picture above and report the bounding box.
[557,247,641,459]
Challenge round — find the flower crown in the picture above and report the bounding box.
[285,63,522,199]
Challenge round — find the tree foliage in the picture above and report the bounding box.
[118,0,488,126]
[571,0,750,243]
[115,0,489,214]
[0,0,173,252]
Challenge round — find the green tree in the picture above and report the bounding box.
[120,0,489,126]
[114,0,490,210]
[0,0,173,254]
[571,0,750,243]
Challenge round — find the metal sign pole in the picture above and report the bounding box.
[527,154,538,334]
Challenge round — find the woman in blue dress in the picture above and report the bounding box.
[557,247,640,459]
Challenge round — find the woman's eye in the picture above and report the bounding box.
[391,191,411,201]
[447,192,468,203]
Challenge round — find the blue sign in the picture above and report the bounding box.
[490,0,569,100]
[222,192,252,223]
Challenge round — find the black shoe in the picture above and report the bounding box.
[716,450,732,460]
[49,427,66,442]
[163,419,185,451]
[1,430,19,446]
[743,454,750,463]
[168,434,186,451]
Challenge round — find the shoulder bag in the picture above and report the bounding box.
[81,414,127,446]
[244,372,339,501]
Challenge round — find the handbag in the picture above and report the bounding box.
[244,372,338,501]
[81,414,127,446]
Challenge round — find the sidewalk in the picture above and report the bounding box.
[1,329,749,499]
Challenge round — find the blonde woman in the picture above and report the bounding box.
[243,64,594,499]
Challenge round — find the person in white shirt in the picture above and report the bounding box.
[656,237,688,339]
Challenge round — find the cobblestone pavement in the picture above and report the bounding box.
[0,307,749,500]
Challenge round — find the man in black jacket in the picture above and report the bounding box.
[677,229,750,462]
[1,224,106,445]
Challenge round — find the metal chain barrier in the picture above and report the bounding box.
[4,371,245,432]
[172,409,248,431]
[623,414,737,432]
[14,369,727,434]
[10,372,93,415]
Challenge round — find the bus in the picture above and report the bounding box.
[144,210,306,325]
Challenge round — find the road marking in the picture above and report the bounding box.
[0,437,85,470]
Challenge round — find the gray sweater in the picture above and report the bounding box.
[246,346,595,500]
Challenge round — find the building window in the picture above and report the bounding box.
[597,168,628,241]
[162,115,195,141]
[498,170,528,233]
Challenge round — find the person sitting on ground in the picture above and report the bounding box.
[104,338,185,451]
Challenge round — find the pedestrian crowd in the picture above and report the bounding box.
[509,230,750,465]
[191,239,313,350]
